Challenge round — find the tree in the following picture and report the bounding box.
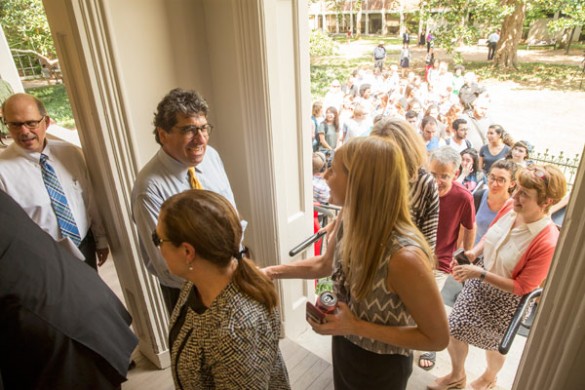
[494,0,526,69]
[0,0,55,57]
[427,0,503,54]
[355,0,364,38]
[546,0,585,54]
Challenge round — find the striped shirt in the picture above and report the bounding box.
[409,168,439,251]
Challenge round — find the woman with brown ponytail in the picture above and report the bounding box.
[155,190,290,390]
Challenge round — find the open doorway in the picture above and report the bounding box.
[0,2,126,302]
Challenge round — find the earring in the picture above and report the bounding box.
[188,263,193,271]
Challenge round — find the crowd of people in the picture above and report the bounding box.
[304,53,569,389]
[0,66,570,389]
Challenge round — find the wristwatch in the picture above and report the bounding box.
[479,269,487,282]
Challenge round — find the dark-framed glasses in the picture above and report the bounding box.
[488,175,507,185]
[152,230,172,247]
[175,123,214,137]
[4,116,46,130]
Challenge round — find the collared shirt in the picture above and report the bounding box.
[483,210,550,277]
[131,146,245,288]
[0,139,108,250]
[312,175,330,204]
[488,33,500,43]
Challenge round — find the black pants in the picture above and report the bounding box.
[160,284,181,315]
[488,42,496,60]
[332,336,413,390]
[78,230,97,270]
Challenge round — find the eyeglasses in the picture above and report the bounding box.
[4,116,46,130]
[152,230,172,247]
[174,123,214,137]
[488,175,507,185]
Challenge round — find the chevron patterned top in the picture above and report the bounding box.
[332,223,419,356]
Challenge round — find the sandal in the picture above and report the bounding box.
[470,377,497,390]
[427,375,466,390]
[419,351,436,370]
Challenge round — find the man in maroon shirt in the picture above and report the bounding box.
[419,145,476,370]
[430,146,476,277]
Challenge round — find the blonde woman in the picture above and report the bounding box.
[264,137,448,389]
[370,118,439,251]
[157,190,290,389]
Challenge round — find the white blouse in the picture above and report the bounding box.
[483,210,550,277]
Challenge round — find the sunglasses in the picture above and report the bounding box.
[152,230,172,247]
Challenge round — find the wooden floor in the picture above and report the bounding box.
[121,338,334,390]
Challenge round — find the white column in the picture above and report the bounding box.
[43,0,316,369]
[513,146,585,389]
[43,0,172,369]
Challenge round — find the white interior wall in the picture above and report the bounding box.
[104,0,213,167]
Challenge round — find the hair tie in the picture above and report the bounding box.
[235,249,246,261]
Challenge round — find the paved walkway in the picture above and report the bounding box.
[336,40,585,157]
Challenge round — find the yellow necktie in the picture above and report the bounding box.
[188,167,203,189]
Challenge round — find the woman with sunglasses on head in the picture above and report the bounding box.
[264,137,449,389]
[155,190,290,390]
[370,118,439,251]
[429,165,566,390]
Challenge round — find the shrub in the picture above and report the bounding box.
[309,29,336,57]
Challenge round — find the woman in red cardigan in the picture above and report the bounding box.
[428,165,567,390]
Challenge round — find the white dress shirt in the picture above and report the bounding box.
[131,146,245,288]
[0,139,108,250]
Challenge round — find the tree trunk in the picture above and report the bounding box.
[494,0,525,70]
[356,2,363,38]
[565,26,575,55]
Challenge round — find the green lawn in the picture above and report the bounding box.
[311,36,584,99]
[26,84,76,129]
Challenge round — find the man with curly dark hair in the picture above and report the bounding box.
[131,88,244,314]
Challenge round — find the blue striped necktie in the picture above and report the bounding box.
[40,153,82,246]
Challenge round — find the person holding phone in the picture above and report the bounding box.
[429,165,566,390]
[263,137,449,390]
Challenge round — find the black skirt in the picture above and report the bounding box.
[332,336,413,390]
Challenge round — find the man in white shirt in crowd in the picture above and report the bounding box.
[131,88,244,314]
[0,93,109,269]
[445,119,473,153]
[323,79,344,112]
[459,93,494,149]
[487,29,500,60]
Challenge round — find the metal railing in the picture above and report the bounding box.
[11,50,43,80]
[530,149,581,191]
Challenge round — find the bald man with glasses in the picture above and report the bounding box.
[0,93,109,269]
[131,88,244,314]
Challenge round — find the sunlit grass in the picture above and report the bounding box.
[26,83,76,129]
[311,36,584,99]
